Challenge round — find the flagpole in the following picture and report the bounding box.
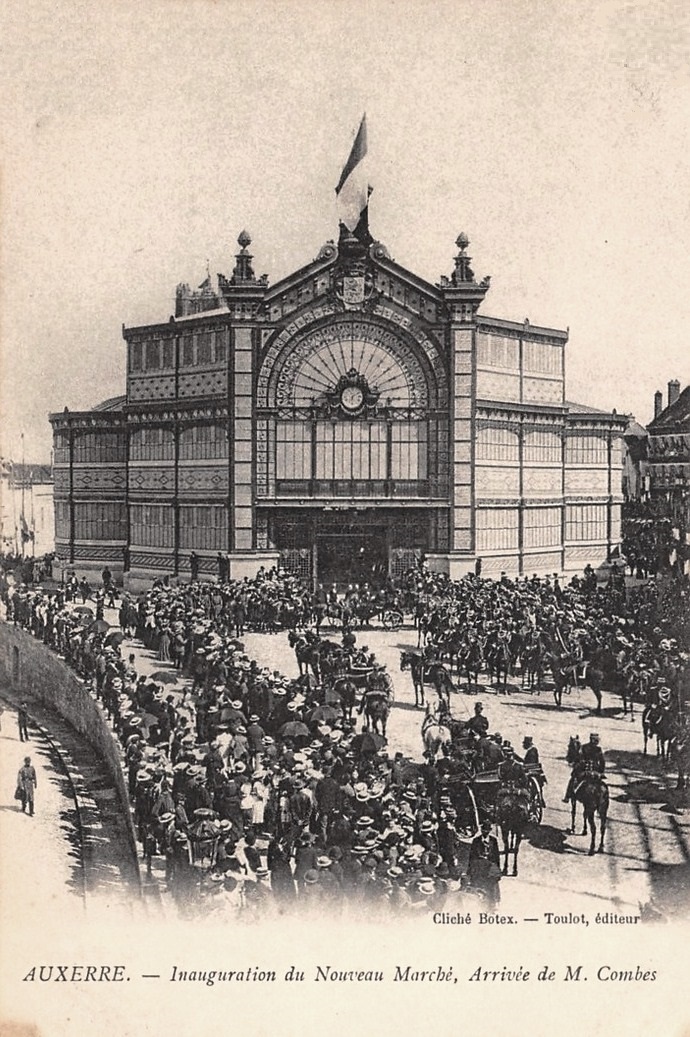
[30,471,35,559]
[20,432,26,559]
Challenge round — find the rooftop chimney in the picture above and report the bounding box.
[654,390,663,419]
[668,379,680,407]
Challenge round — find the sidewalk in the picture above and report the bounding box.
[0,709,84,915]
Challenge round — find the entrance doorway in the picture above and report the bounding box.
[316,531,388,590]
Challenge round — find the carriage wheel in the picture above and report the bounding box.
[382,609,403,631]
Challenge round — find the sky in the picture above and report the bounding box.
[1,0,689,462]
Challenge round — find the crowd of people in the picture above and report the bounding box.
[406,564,688,720]
[0,551,688,919]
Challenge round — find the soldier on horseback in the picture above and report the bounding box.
[563,732,605,803]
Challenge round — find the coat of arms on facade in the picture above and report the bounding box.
[334,268,376,310]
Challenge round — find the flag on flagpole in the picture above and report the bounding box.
[335,115,371,233]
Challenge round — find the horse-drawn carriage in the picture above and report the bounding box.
[321,597,404,632]
[469,767,544,826]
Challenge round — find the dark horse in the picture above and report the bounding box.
[400,651,426,707]
[331,675,357,724]
[458,638,484,692]
[400,652,453,709]
[642,702,676,762]
[359,691,390,737]
[550,652,604,713]
[288,630,320,681]
[495,783,530,876]
[486,638,512,693]
[570,770,609,855]
[521,633,549,692]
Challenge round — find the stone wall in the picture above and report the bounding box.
[0,623,139,874]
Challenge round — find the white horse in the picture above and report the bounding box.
[421,703,452,760]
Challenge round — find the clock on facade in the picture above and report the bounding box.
[340,384,365,412]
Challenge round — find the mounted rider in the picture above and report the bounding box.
[563,732,605,802]
[362,663,393,705]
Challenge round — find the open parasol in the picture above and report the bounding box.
[148,670,180,685]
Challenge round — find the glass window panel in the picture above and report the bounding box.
[182,337,194,366]
[145,340,160,370]
[161,339,174,369]
[74,502,126,540]
[130,504,173,547]
[197,333,212,364]
[523,430,562,463]
[215,335,227,363]
[476,508,519,552]
[565,434,608,464]
[476,426,519,462]
[565,504,607,541]
[179,505,227,550]
[276,422,311,479]
[523,507,561,547]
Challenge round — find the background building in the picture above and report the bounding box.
[0,460,55,558]
[645,380,690,576]
[50,228,626,589]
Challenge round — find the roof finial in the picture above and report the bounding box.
[452,232,474,284]
[231,230,256,284]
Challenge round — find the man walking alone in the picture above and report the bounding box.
[18,756,37,816]
[18,701,30,742]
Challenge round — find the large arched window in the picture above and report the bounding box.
[262,316,442,498]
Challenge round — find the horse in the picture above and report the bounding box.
[570,770,608,855]
[566,735,582,765]
[642,703,676,762]
[433,630,464,675]
[486,638,512,693]
[425,662,454,711]
[521,634,549,692]
[457,638,484,692]
[331,675,358,724]
[495,784,530,876]
[287,630,320,681]
[400,653,452,709]
[549,653,604,713]
[421,704,452,760]
[400,650,426,707]
[359,691,390,737]
[618,663,640,720]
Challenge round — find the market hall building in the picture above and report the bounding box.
[50,228,626,589]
